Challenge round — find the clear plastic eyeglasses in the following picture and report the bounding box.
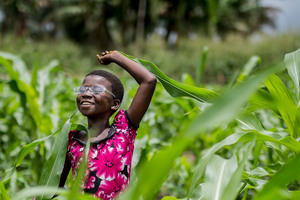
[74,85,116,98]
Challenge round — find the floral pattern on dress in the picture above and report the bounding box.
[67,110,137,200]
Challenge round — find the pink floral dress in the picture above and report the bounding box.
[67,110,137,200]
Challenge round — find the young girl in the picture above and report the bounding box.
[58,50,156,200]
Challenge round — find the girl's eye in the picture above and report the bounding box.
[79,87,87,93]
[92,86,104,94]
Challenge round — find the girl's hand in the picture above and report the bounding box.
[96,50,120,65]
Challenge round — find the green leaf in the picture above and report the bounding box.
[120,64,282,200]
[201,155,239,200]
[121,52,218,102]
[13,186,65,200]
[188,133,249,198]
[0,53,49,134]
[181,73,195,86]
[161,196,178,200]
[37,60,60,108]
[284,49,300,100]
[237,56,262,83]
[15,135,52,167]
[254,153,300,200]
[13,186,98,200]
[264,74,297,137]
[186,65,282,138]
[0,52,31,84]
[196,46,208,84]
[237,116,300,153]
[222,142,254,200]
[38,118,72,198]
[0,181,11,200]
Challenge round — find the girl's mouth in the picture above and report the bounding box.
[80,101,94,105]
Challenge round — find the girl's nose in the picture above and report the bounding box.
[82,88,93,97]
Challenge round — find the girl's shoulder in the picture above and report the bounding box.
[113,109,138,131]
[68,130,87,145]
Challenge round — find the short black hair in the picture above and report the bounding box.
[85,70,124,103]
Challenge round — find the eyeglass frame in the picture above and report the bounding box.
[73,85,116,98]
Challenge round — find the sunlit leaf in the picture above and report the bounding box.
[264,74,297,137]
[0,181,11,200]
[237,56,261,83]
[284,49,300,100]
[121,52,218,102]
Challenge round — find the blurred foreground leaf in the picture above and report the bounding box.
[38,118,72,198]
[119,63,282,200]
[0,181,11,200]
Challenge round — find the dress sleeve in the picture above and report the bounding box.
[113,109,138,136]
[67,130,77,151]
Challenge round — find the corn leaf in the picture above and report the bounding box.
[120,64,282,200]
[38,118,72,198]
[196,46,208,84]
[264,74,297,137]
[121,52,218,103]
[0,181,11,200]
[284,49,300,100]
[237,56,261,83]
[186,65,282,138]
[254,153,300,200]
[0,53,49,134]
[201,155,238,200]
[222,142,254,200]
[15,135,52,167]
[187,132,249,198]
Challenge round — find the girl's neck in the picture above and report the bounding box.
[87,115,110,138]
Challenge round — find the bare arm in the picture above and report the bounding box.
[97,51,156,127]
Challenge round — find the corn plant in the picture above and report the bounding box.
[0,48,300,200]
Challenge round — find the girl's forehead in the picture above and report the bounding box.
[82,75,112,87]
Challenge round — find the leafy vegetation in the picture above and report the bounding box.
[1,47,300,200]
[0,0,276,48]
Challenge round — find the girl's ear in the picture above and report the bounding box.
[111,99,120,111]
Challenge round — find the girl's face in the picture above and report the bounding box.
[76,75,115,117]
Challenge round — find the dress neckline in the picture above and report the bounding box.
[72,125,117,145]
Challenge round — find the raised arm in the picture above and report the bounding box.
[97,51,156,127]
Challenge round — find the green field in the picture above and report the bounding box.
[1,36,300,199]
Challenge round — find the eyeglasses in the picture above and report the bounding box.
[74,85,116,98]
